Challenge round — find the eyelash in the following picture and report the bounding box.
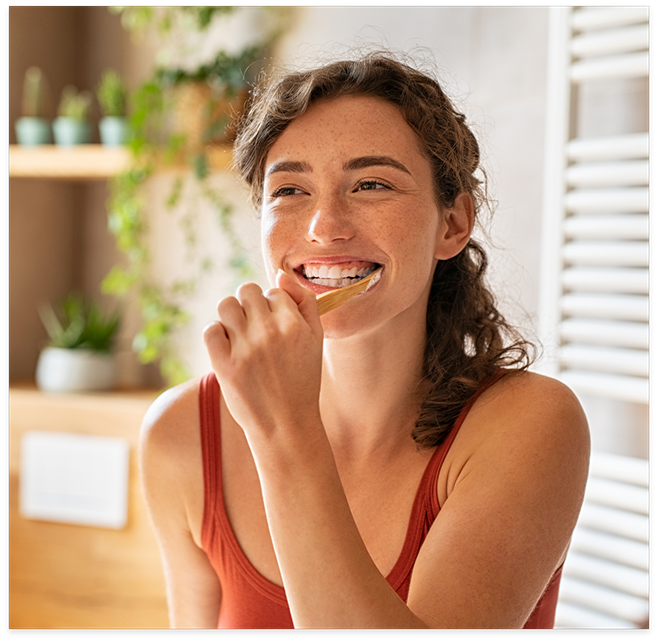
[270,179,392,199]
[271,186,304,199]
[354,179,392,192]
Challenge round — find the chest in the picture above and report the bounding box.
[212,426,436,589]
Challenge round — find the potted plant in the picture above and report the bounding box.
[15,66,51,145]
[97,69,129,146]
[52,85,92,146]
[36,294,121,393]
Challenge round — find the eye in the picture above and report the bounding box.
[271,186,305,198]
[354,179,391,192]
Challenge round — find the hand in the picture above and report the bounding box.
[203,271,324,443]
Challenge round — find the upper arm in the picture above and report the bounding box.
[407,372,590,628]
[139,381,222,628]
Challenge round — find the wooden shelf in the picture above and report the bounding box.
[9,144,131,180]
[9,380,160,399]
[9,143,234,180]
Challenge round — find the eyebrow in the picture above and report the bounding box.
[344,155,411,175]
[265,155,412,178]
[265,160,312,177]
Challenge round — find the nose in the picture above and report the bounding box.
[306,196,355,244]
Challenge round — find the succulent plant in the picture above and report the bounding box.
[97,69,128,118]
[22,66,46,118]
[57,85,92,120]
[39,294,121,352]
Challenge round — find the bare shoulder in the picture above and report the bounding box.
[414,372,591,627]
[139,377,222,626]
[441,370,591,505]
[139,377,206,540]
[140,377,202,456]
[470,370,589,445]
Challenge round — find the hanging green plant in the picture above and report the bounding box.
[102,6,287,387]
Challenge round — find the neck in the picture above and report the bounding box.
[319,313,428,461]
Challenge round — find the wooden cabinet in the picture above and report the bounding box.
[9,386,168,629]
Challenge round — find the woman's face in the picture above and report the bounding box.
[261,94,452,338]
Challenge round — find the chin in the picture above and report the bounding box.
[319,305,386,341]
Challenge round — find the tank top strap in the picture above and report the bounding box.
[423,369,508,517]
[199,371,222,548]
[386,369,507,598]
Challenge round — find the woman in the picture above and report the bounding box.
[140,53,590,629]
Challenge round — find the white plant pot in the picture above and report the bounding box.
[36,347,117,393]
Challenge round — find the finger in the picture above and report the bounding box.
[276,270,324,339]
[263,286,296,313]
[235,282,272,321]
[203,320,231,370]
[216,295,247,342]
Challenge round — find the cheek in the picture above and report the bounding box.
[260,211,293,273]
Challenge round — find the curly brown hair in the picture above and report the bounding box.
[233,52,535,447]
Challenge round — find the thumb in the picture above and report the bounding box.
[276,269,324,339]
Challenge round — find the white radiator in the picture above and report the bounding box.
[538,6,649,405]
[539,8,649,629]
[554,451,649,629]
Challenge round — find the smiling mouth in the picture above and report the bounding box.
[298,262,380,289]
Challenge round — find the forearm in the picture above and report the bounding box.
[248,426,427,629]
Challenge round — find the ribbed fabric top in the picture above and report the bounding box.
[198,371,562,629]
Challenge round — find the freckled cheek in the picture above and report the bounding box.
[260,212,295,271]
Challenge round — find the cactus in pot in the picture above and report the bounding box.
[15,66,51,145]
[52,85,93,146]
[97,69,129,146]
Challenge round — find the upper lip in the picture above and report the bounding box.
[292,255,383,270]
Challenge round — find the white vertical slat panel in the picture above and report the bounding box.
[566,133,648,161]
[556,451,649,629]
[570,51,648,81]
[559,318,648,350]
[557,577,647,627]
[570,24,649,57]
[537,6,649,405]
[564,187,648,213]
[562,241,648,267]
[565,160,648,187]
[537,7,572,378]
[560,293,648,322]
[563,214,648,240]
[570,7,649,31]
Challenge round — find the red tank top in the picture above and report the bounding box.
[198,371,562,628]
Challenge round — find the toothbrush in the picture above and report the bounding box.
[316,267,383,316]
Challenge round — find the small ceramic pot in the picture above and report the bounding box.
[52,117,91,146]
[36,347,117,393]
[99,116,128,146]
[15,117,51,145]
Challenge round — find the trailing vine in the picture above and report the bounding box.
[102,7,287,386]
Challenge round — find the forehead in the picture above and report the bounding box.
[264,94,427,166]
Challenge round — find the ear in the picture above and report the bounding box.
[434,192,475,260]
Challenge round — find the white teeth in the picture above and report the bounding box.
[302,263,378,288]
[303,264,376,278]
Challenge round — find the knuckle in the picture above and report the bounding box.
[202,321,221,341]
[236,282,262,299]
[216,295,238,315]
